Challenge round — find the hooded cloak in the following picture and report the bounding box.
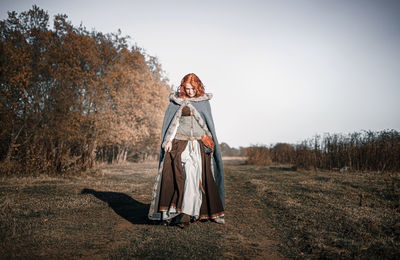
[148,91,225,220]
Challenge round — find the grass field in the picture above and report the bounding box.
[1,159,399,259]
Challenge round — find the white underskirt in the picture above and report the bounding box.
[181,140,203,218]
[162,140,203,219]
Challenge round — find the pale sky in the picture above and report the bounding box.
[1,0,399,148]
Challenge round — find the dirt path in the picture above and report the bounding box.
[221,160,284,259]
[0,160,284,259]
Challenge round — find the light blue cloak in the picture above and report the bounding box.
[148,92,225,220]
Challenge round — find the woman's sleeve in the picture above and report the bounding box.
[161,103,180,148]
[168,120,179,141]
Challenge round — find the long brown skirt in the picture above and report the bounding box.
[158,139,224,219]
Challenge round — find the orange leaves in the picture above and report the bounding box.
[1,5,171,174]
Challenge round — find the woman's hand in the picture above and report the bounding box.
[164,141,172,153]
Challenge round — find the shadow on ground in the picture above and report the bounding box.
[81,188,150,225]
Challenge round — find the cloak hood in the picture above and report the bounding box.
[169,91,213,104]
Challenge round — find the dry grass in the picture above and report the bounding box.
[0,160,282,259]
[238,163,400,259]
[1,159,398,259]
[244,129,400,172]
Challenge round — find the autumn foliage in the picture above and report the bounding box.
[0,5,171,175]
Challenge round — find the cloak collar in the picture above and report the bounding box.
[169,91,213,105]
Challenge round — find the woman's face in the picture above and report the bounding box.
[184,83,196,98]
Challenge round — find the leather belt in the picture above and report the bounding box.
[175,133,202,141]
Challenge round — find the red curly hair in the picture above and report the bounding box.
[178,73,205,98]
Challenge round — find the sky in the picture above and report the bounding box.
[1,0,399,148]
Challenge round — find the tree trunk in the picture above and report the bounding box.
[4,124,24,162]
[123,148,128,162]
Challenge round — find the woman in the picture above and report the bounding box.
[148,73,225,227]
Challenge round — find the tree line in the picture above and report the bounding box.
[0,5,171,175]
[243,129,400,172]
